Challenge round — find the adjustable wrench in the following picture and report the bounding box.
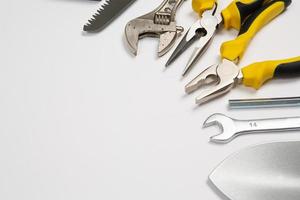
[125,0,186,57]
[203,113,300,143]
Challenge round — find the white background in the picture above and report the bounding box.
[0,0,300,199]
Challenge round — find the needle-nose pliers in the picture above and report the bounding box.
[166,0,271,76]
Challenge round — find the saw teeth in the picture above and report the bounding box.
[85,0,111,23]
[83,0,136,32]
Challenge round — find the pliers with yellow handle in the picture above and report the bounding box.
[185,0,295,105]
[165,0,271,76]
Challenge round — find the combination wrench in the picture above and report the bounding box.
[203,113,300,143]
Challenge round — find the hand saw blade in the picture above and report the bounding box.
[209,141,300,200]
[83,0,136,32]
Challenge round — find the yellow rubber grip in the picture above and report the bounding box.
[192,0,216,15]
[222,0,266,30]
[242,56,300,89]
[221,1,286,62]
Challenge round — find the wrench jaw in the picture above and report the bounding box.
[203,113,237,143]
[125,19,183,56]
[124,0,186,56]
[158,31,177,57]
[124,19,146,56]
[158,26,183,57]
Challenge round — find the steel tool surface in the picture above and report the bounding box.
[185,0,295,104]
[125,0,186,56]
[229,96,300,109]
[203,113,300,143]
[84,0,136,32]
[166,0,268,76]
[210,141,300,200]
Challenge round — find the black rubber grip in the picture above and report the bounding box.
[236,0,266,23]
[274,61,300,78]
[239,0,291,35]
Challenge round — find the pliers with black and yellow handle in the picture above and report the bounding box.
[185,0,296,105]
[165,0,271,76]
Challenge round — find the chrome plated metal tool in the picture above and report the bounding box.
[210,141,300,200]
[203,113,300,143]
[125,0,186,57]
[84,0,136,32]
[229,96,300,109]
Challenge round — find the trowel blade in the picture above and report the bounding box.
[210,141,300,200]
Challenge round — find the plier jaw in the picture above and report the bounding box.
[185,3,222,42]
[165,3,222,76]
[188,54,300,105]
[185,59,242,104]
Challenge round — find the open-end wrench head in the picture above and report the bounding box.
[203,113,237,143]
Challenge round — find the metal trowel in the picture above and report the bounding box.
[210,141,300,200]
